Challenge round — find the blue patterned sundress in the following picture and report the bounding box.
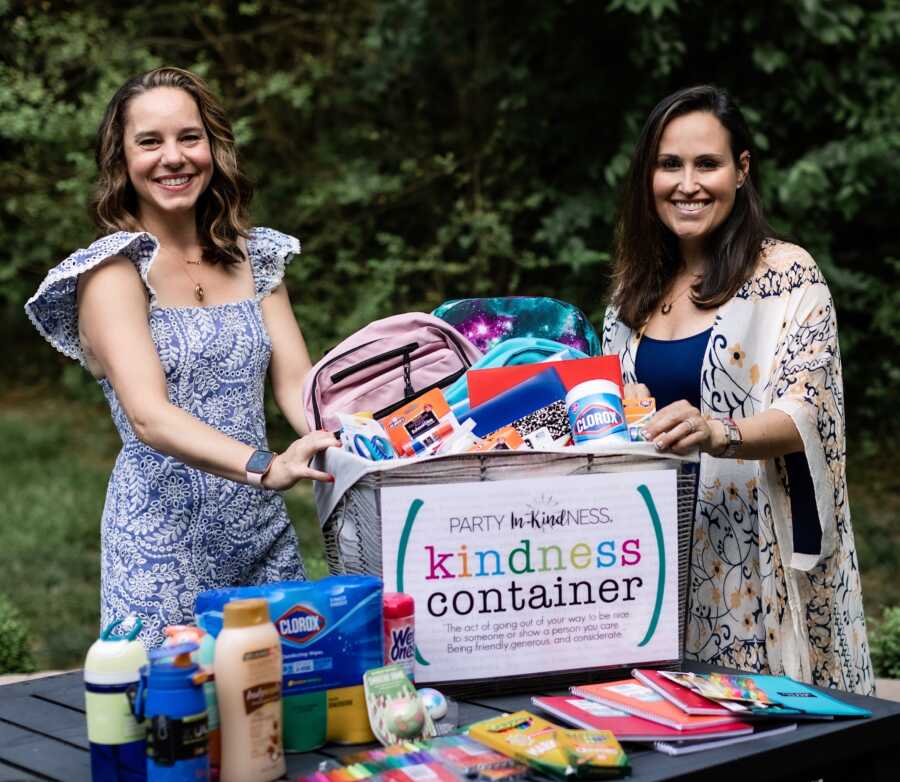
[25,227,306,648]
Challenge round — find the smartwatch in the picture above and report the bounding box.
[245,449,276,486]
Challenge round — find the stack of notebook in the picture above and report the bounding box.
[532,668,870,756]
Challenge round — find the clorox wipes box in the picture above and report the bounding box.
[195,575,383,750]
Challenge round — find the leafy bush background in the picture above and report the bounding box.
[1,1,898,669]
[0,594,36,674]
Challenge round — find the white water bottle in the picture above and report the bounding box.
[84,616,149,782]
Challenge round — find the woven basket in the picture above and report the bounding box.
[319,448,696,696]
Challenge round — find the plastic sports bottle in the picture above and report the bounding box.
[132,642,210,782]
[84,616,149,782]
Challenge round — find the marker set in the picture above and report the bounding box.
[296,736,527,782]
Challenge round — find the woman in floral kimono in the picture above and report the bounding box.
[602,85,873,694]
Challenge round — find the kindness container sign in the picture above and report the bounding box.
[380,470,679,683]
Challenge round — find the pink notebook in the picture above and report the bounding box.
[571,679,747,731]
[631,669,738,716]
[532,696,753,743]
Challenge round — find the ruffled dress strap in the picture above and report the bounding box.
[247,227,301,300]
[24,231,159,366]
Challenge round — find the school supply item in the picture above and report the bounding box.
[571,679,748,731]
[466,711,572,780]
[652,722,798,756]
[378,389,459,457]
[631,668,735,716]
[624,398,656,442]
[555,729,629,778]
[195,575,383,750]
[84,617,149,782]
[464,367,568,439]
[132,642,210,782]
[468,425,526,452]
[340,740,436,767]
[657,671,873,719]
[442,337,590,418]
[531,696,753,743]
[423,735,525,779]
[338,413,396,461]
[214,599,284,782]
[432,297,601,356]
[433,418,479,455]
[566,380,629,445]
[467,355,623,408]
[364,664,437,745]
[304,313,482,431]
[384,593,416,681]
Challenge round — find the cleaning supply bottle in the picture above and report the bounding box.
[215,598,285,782]
[133,642,209,782]
[84,616,149,782]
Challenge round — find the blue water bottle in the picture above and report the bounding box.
[133,642,210,782]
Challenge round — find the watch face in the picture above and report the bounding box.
[246,449,275,473]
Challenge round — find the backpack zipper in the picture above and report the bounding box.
[372,366,468,420]
[329,342,419,384]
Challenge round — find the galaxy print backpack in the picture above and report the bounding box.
[431,296,601,356]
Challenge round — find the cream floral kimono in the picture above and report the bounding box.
[602,241,874,695]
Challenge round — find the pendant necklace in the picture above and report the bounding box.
[660,274,701,315]
[182,256,205,303]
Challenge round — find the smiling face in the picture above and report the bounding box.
[122,86,213,223]
[652,111,749,257]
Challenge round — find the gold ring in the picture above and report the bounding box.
[685,418,697,434]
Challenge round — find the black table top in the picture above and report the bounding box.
[1,664,898,782]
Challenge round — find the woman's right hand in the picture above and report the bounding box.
[263,430,340,490]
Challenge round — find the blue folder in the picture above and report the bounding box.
[464,366,567,437]
[750,675,871,718]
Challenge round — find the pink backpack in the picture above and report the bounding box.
[303,313,483,431]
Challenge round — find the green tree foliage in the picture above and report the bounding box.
[2,0,899,436]
[0,593,36,673]
[869,606,900,679]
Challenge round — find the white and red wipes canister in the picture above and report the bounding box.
[383,593,416,681]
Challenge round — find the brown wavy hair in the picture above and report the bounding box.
[90,67,253,266]
[610,85,773,329]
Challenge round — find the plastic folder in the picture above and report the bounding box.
[467,355,623,407]
[465,366,567,437]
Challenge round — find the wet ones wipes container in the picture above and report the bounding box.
[566,379,628,444]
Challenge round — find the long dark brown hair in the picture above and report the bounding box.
[611,85,772,329]
[90,67,253,266]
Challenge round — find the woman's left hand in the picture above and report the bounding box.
[643,400,718,455]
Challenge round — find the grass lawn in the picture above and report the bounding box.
[2,386,898,670]
[0,386,328,669]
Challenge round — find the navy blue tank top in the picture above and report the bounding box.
[634,328,821,555]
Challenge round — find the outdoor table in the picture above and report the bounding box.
[1,662,897,782]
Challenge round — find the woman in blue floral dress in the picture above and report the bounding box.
[25,67,338,649]
[602,86,873,694]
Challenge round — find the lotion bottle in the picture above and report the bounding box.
[215,599,285,782]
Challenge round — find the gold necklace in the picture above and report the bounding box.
[660,274,701,315]
[181,256,205,303]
